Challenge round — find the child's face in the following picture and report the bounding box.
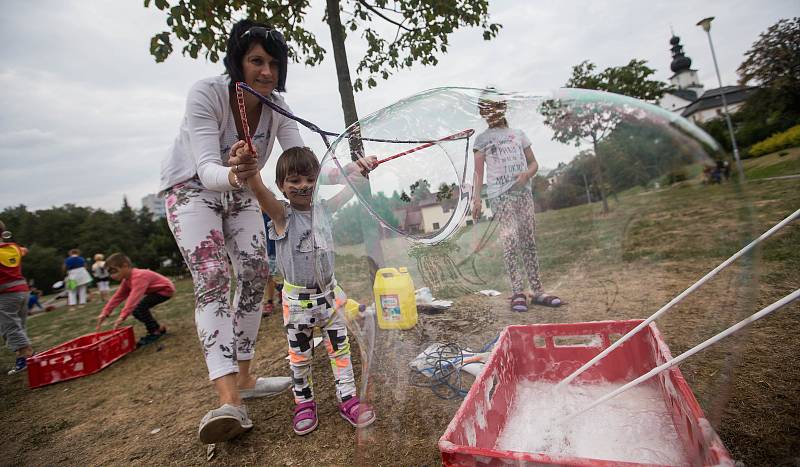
[280,172,316,210]
[479,101,507,126]
[108,264,131,282]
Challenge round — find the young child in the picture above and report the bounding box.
[91,253,111,301]
[95,253,174,346]
[27,286,44,312]
[246,146,377,435]
[471,94,561,312]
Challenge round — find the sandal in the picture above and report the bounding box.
[339,396,376,428]
[293,401,318,435]
[510,293,528,312]
[531,293,562,308]
[262,301,274,317]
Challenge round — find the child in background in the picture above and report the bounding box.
[92,253,111,301]
[261,212,280,316]
[471,93,561,312]
[27,287,44,312]
[96,253,174,346]
[0,220,34,374]
[246,146,377,435]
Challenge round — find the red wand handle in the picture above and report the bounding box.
[375,129,474,166]
[235,82,255,154]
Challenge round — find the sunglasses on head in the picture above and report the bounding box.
[240,26,286,46]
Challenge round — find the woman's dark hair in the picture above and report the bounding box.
[224,19,289,92]
[275,147,320,187]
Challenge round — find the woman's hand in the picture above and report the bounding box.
[228,140,259,184]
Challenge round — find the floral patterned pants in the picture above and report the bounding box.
[489,189,544,296]
[164,178,269,380]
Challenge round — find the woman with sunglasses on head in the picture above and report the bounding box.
[160,19,302,444]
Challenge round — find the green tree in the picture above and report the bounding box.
[727,17,800,154]
[2,202,182,293]
[566,59,669,104]
[737,17,800,94]
[540,59,669,212]
[539,98,618,212]
[435,182,458,201]
[145,0,500,129]
[408,178,432,201]
[331,191,398,245]
[21,244,62,292]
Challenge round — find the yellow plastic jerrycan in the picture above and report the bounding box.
[373,267,418,330]
[344,299,365,322]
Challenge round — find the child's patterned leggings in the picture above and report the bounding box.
[489,190,544,295]
[282,282,356,403]
[164,178,269,380]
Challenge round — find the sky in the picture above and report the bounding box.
[1,1,796,212]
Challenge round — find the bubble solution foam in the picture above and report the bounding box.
[495,379,688,466]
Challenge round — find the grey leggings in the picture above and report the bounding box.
[0,292,31,352]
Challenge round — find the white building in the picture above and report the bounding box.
[141,193,166,219]
[658,34,757,124]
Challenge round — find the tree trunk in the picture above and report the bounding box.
[326,0,358,128]
[325,0,383,276]
[592,140,609,213]
[582,172,592,204]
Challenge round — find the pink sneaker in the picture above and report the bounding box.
[293,401,318,435]
[339,396,376,428]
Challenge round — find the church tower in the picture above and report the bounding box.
[668,35,704,96]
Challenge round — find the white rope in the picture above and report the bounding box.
[557,208,800,388]
[564,288,800,421]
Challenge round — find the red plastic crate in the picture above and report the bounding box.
[27,326,136,389]
[438,320,732,466]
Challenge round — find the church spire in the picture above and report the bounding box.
[669,35,692,74]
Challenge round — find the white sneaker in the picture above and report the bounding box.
[198,404,253,444]
[240,376,292,400]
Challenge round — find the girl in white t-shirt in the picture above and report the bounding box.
[471,95,561,312]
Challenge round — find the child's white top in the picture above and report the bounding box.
[473,127,532,199]
[159,75,304,192]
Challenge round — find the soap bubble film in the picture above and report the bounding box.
[311,87,754,464]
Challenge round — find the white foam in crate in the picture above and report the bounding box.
[495,380,687,466]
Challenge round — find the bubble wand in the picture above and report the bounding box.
[235,82,255,154]
[374,129,475,166]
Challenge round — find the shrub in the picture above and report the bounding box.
[749,125,800,157]
[665,169,688,185]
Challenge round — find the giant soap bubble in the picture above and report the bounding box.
[311,87,755,464]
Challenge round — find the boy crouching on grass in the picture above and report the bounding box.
[96,253,174,347]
